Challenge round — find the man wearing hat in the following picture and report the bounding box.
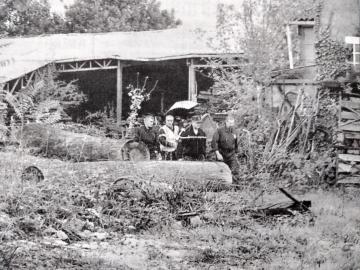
[211,115,240,183]
[133,114,159,159]
[177,115,207,161]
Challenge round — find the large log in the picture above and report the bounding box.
[17,124,149,161]
[0,152,233,187]
[38,160,233,186]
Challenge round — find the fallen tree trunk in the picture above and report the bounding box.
[5,150,232,186]
[17,124,149,161]
[33,160,232,186]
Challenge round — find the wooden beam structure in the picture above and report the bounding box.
[116,60,123,123]
[191,64,240,68]
[289,21,315,26]
[1,66,48,93]
[56,59,118,73]
[272,79,319,85]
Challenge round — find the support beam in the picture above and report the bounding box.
[58,66,117,73]
[116,60,123,123]
[10,78,20,93]
[188,59,197,102]
[192,64,240,68]
[286,25,294,69]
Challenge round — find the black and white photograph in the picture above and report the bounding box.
[0,0,360,269]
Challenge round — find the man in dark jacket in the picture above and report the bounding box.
[133,114,159,159]
[211,115,240,183]
[178,115,207,161]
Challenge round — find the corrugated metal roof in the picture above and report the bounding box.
[0,28,242,84]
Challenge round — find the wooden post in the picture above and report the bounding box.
[286,25,294,69]
[116,60,123,123]
[160,91,165,113]
[188,59,197,101]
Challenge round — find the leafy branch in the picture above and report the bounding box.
[127,73,158,129]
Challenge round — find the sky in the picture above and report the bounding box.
[49,0,241,30]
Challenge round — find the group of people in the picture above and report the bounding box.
[133,114,240,182]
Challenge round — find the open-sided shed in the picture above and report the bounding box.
[0,28,242,121]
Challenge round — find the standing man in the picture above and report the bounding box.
[133,114,159,159]
[158,114,179,160]
[178,115,207,161]
[211,115,240,183]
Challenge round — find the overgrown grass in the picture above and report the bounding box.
[153,189,360,269]
[1,151,359,269]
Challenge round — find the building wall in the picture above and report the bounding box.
[320,0,360,41]
[299,26,316,66]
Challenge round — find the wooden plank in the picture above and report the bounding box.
[347,149,360,155]
[338,163,352,173]
[344,131,360,140]
[341,111,360,120]
[338,163,360,173]
[345,36,360,44]
[58,66,117,72]
[340,120,360,127]
[337,176,360,185]
[338,154,360,162]
[192,64,241,68]
[342,101,360,110]
[342,92,360,98]
[340,123,360,132]
[335,145,360,150]
[289,21,315,26]
[350,97,360,103]
[116,60,123,123]
[272,79,318,85]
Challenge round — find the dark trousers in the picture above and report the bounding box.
[224,155,240,184]
[161,151,177,160]
[183,154,205,161]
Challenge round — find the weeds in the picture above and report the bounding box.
[1,151,360,269]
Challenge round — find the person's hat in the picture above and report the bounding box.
[191,115,202,122]
[143,113,154,118]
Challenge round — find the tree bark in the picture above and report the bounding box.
[17,124,149,161]
[7,150,232,186]
[40,160,232,186]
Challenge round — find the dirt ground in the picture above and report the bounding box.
[1,151,360,269]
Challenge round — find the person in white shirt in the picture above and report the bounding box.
[158,114,179,160]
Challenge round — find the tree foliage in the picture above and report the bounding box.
[213,0,315,85]
[65,0,181,33]
[0,0,66,37]
[0,0,181,37]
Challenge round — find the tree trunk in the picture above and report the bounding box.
[7,149,233,186]
[38,160,232,186]
[17,124,149,161]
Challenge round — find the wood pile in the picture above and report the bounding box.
[266,87,320,158]
[335,91,360,185]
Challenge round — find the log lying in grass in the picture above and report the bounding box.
[17,124,149,161]
[0,151,232,191]
[41,161,232,187]
[5,149,232,187]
